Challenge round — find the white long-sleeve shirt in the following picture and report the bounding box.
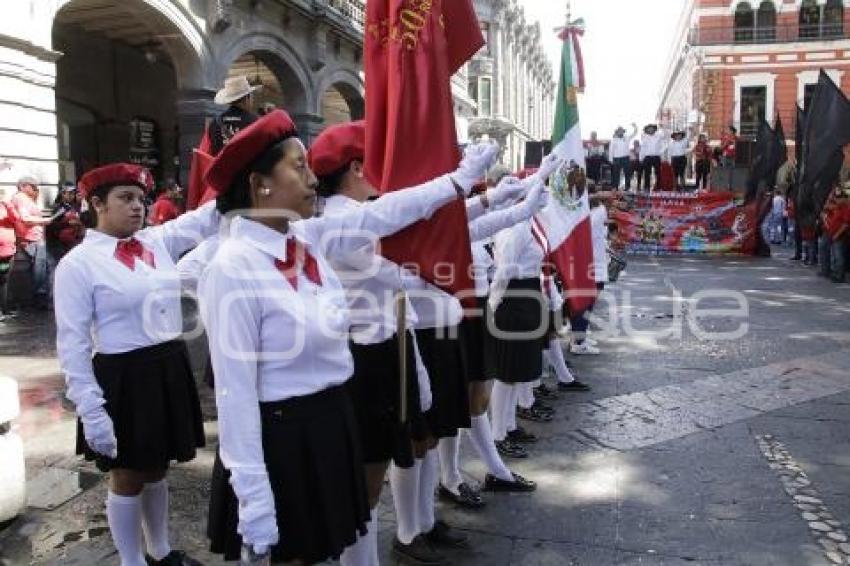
[641,130,667,158]
[591,205,609,284]
[488,219,545,310]
[668,138,689,158]
[199,175,458,549]
[609,126,637,159]
[54,202,220,417]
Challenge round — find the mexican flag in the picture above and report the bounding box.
[535,20,597,317]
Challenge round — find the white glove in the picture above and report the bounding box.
[519,181,549,216]
[528,153,565,186]
[452,142,500,195]
[232,473,279,557]
[486,176,525,207]
[80,407,117,459]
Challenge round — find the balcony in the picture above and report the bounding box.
[326,0,365,31]
[689,22,846,46]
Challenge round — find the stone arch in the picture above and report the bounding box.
[217,33,314,115]
[316,68,365,125]
[50,0,208,90]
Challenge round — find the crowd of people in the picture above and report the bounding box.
[38,76,621,566]
[583,123,738,193]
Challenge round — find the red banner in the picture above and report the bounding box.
[611,192,760,255]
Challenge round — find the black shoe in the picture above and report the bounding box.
[483,472,537,493]
[534,383,560,401]
[424,520,468,548]
[145,551,203,566]
[438,482,485,509]
[517,406,552,423]
[790,255,802,261]
[507,426,538,444]
[495,439,528,459]
[558,380,592,392]
[392,536,446,565]
[532,400,554,415]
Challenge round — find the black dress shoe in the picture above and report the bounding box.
[424,520,468,548]
[517,406,552,423]
[507,426,538,444]
[145,551,203,566]
[532,400,555,415]
[438,482,486,509]
[495,439,528,459]
[558,380,591,392]
[483,472,537,492]
[534,383,560,400]
[392,536,446,565]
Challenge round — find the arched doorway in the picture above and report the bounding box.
[320,83,365,126]
[734,2,755,43]
[225,52,291,115]
[52,0,201,185]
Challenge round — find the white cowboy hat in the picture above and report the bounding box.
[214,76,262,105]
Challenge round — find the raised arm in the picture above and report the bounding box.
[469,181,547,242]
[143,200,222,261]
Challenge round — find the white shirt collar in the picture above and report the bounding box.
[230,215,311,262]
[322,194,362,215]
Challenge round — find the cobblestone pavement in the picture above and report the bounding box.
[1,249,849,565]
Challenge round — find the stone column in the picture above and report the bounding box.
[292,112,326,145]
[175,90,218,188]
[492,20,503,117]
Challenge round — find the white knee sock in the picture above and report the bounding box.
[106,492,147,566]
[517,382,535,410]
[545,338,575,384]
[418,449,438,535]
[467,414,513,481]
[490,381,513,441]
[140,480,171,561]
[390,461,420,545]
[340,506,379,566]
[506,386,519,433]
[437,436,462,494]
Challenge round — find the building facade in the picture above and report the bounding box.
[0,0,366,201]
[658,0,850,159]
[463,0,557,171]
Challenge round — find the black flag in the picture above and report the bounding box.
[795,104,806,167]
[769,117,788,188]
[745,120,774,202]
[799,70,850,214]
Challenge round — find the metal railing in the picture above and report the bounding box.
[326,0,365,31]
[690,22,846,46]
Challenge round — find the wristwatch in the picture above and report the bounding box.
[240,544,271,565]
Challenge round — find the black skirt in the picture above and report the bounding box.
[346,332,423,469]
[75,340,205,473]
[415,327,470,439]
[207,385,370,564]
[460,296,488,382]
[487,278,547,384]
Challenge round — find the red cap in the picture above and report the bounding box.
[514,168,538,180]
[205,109,299,194]
[307,121,366,177]
[78,164,154,199]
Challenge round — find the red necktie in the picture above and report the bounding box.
[530,219,554,298]
[114,238,156,271]
[274,237,322,291]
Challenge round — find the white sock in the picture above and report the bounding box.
[490,381,513,441]
[418,449,438,534]
[106,492,147,566]
[390,460,420,545]
[140,480,171,561]
[467,414,513,481]
[340,506,378,566]
[438,436,462,494]
[517,382,535,410]
[506,386,519,434]
[545,338,575,384]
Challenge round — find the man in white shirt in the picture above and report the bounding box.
[641,124,665,191]
[668,131,689,190]
[609,124,637,190]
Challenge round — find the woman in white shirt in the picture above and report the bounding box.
[199,110,497,565]
[55,164,221,566]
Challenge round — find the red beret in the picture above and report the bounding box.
[78,164,154,199]
[514,168,538,180]
[307,120,365,177]
[205,109,298,194]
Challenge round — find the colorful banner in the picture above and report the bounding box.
[611,191,761,255]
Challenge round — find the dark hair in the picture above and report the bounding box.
[85,183,143,226]
[729,125,738,134]
[316,162,353,198]
[216,137,294,215]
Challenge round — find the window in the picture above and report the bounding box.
[804,83,818,113]
[740,86,767,137]
[824,0,844,37]
[480,23,491,56]
[734,2,755,43]
[800,0,821,39]
[756,1,776,41]
[478,77,492,117]
[468,77,478,106]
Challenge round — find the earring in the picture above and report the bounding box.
[260,187,271,196]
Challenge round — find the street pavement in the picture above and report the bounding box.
[1,247,849,565]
